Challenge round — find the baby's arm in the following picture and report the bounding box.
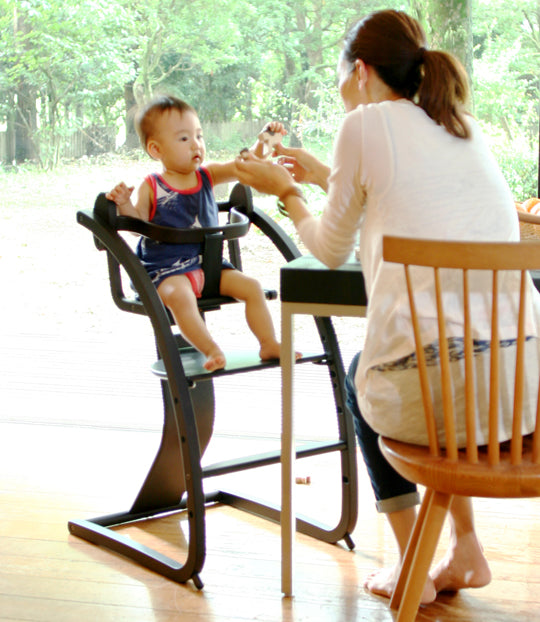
[106,180,152,221]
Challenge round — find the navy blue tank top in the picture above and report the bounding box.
[137,167,218,272]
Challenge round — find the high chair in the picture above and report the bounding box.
[69,183,358,589]
[379,235,540,621]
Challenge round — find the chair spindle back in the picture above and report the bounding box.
[383,236,540,467]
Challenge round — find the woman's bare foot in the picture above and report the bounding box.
[430,533,492,593]
[259,340,301,361]
[364,565,437,604]
[203,347,226,371]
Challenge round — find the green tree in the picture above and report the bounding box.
[412,0,473,75]
[241,0,402,144]
[471,0,539,198]
[113,0,264,145]
[0,0,129,167]
[0,2,38,163]
[0,0,537,196]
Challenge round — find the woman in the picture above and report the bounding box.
[235,10,539,604]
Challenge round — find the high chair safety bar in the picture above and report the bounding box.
[68,183,358,589]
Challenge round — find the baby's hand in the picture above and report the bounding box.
[106,182,134,208]
[261,121,286,136]
[257,122,287,158]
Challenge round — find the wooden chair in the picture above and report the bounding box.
[379,235,540,621]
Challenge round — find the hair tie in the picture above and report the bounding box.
[416,46,427,63]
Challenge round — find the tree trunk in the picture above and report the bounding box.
[425,0,473,78]
[13,11,38,163]
[123,82,139,150]
[4,93,16,165]
[282,4,324,147]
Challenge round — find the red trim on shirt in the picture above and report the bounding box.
[200,167,214,188]
[144,174,158,221]
[155,169,205,195]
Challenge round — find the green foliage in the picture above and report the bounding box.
[0,0,130,166]
[0,0,538,199]
[471,0,539,199]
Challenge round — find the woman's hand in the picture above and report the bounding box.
[235,151,295,198]
[235,151,313,228]
[261,121,287,138]
[273,143,330,191]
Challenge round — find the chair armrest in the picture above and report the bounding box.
[93,193,250,244]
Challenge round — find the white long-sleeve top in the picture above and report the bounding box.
[297,99,540,444]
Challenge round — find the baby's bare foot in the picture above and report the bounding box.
[259,341,301,361]
[364,565,436,604]
[203,347,226,371]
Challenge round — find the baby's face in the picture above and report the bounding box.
[148,109,205,174]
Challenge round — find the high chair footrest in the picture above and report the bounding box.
[151,348,328,382]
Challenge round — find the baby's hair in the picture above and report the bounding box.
[135,95,196,152]
[342,10,471,139]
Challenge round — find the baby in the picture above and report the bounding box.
[107,95,286,371]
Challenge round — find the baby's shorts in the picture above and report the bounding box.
[185,268,205,298]
[148,256,235,297]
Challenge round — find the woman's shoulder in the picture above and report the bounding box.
[339,101,412,146]
[351,98,416,115]
[344,99,419,131]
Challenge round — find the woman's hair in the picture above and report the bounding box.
[342,10,471,139]
[135,95,196,151]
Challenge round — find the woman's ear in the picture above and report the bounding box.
[355,59,368,89]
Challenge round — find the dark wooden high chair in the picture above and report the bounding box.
[69,183,358,589]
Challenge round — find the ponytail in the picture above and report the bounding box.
[343,10,471,139]
[417,50,471,139]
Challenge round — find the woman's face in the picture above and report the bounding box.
[337,55,363,112]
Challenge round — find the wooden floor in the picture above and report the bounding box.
[1,188,539,621]
[1,324,540,622]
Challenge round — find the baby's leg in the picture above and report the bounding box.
[157,274,225,371]
[219,269,282,360]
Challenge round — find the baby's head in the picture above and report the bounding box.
[135,95,196,155]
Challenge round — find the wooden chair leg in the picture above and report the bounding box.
[390,488,435,610]
[395,491,452,622]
